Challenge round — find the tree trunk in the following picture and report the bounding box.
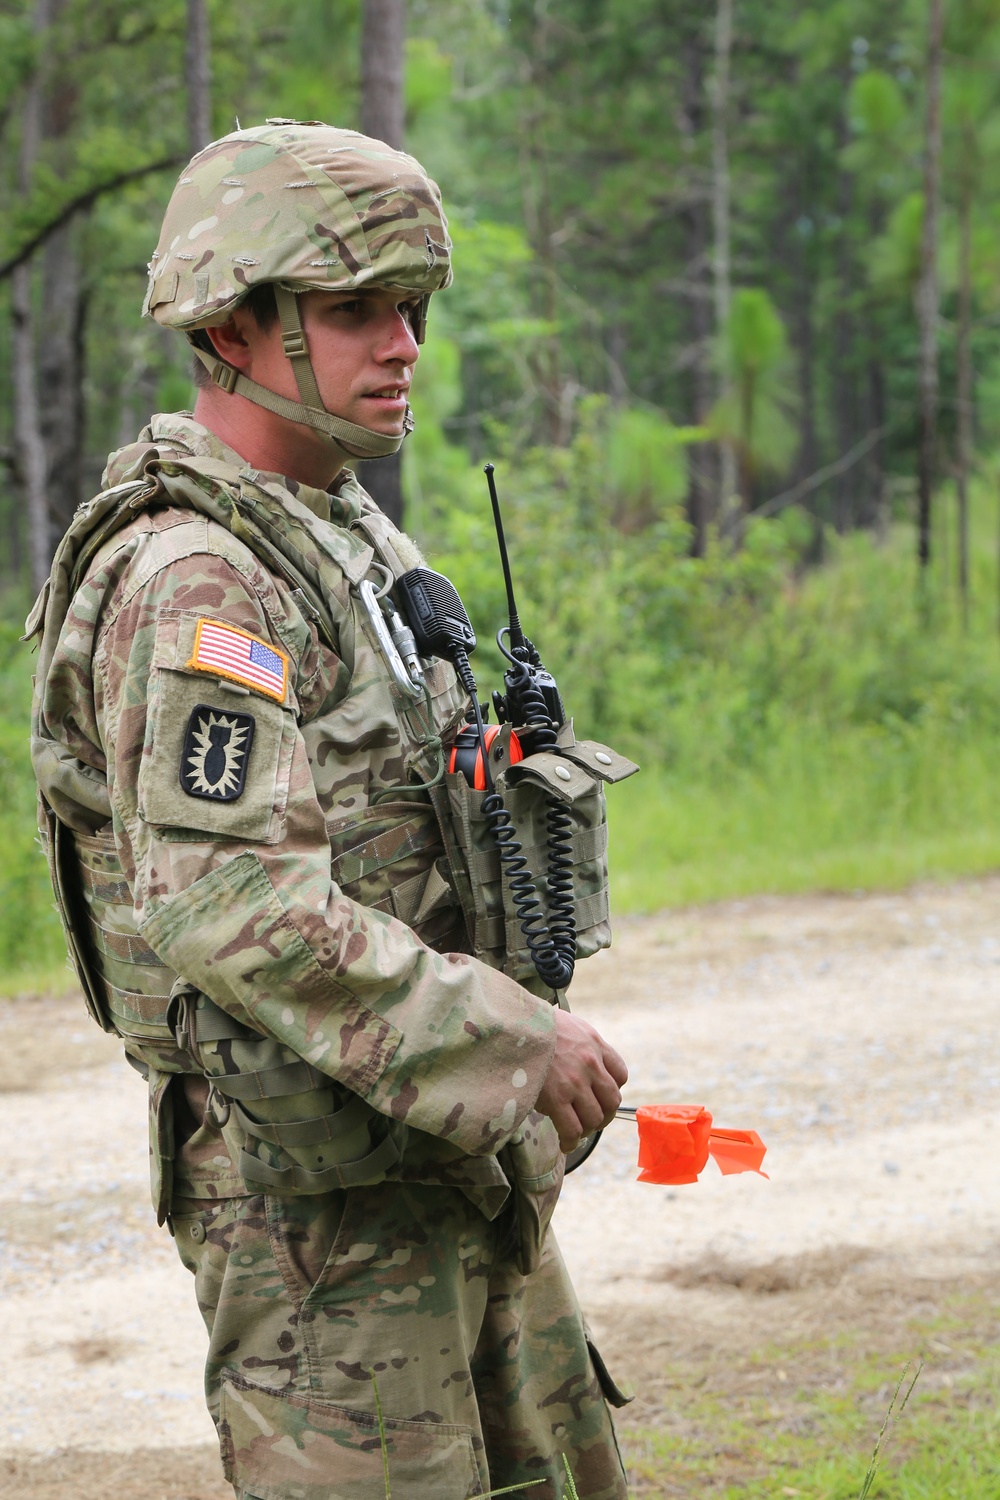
[956,144,974,630]
[680,26,714,556]
[791,211,818,499]
[518,88,563,443]
[864,197,887,534]
[360,0,406,526]
[711,0,737,522]
[832,131,858,532]
[361,452,405,525]
[361,0,405,148]
[186,0,212,154]
[738,368,755,511]
[39,220,87,540]
[14,0,52,591]
[33,0,88,556]
[12,266,50,593]
[916,0,943,574]
[869,355,888,538]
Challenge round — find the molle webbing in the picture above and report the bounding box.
[178,989,405,1194]
[71,825,179,1040]
[28,453,452,1199]
[64,824,405,1195]
[27,454,366,679]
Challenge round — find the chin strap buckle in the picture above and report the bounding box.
[281,328,307,358]
[212,360,239,394]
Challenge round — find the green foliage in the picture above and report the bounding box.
[4,0,1000,540]
[870,193,925,298]
[599,404,697,525]
[0,620,67,980]
[403,354,1000,917]
[405,35,454,120]
[723,290,789,377]
[848,67,907,139]
[0,11,36,105]
[437,215,555,424]
[710,290,798,482]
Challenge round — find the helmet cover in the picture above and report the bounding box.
[144,119,452,329]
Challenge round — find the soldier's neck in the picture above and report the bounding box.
[193,387,345,490]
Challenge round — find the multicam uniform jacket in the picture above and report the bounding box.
[29,412,561,1232]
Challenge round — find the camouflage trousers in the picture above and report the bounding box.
[172,1185,630,1500]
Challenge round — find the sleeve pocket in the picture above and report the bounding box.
[139,612,297,843]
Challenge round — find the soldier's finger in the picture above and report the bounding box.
[572,1089,610,1137]
[591,1073,623,1125]
[600,1041,628,1087]
[550,1101,586,1153]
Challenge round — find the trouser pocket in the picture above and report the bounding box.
[586,1336,635,1409]
[219,1371,484,1500]
[171,1196,249,1348]
[498,1111,564,1275]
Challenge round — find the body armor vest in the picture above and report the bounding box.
[30,440,634,1209]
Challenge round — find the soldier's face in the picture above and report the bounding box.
[251,288,421,438]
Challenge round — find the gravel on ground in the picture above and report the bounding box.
[3,877,997,1496]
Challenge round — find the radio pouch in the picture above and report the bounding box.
[439,720,637,986]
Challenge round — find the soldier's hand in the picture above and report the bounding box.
[535,1009,628,1154]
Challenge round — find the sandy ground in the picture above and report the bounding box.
[2,878,999,1495]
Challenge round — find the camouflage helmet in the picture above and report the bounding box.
[143,119,453,461]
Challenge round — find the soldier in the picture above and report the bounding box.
[28,120,633,1499]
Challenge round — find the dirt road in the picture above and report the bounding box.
[3,878,998,1496]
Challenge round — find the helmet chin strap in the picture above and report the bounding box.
[190,285,412,464]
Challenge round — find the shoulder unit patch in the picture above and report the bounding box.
[181,705,256,801]
[187,618,289,702]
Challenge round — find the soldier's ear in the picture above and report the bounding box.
[204,311,255,371]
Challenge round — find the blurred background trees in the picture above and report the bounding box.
[8,0,1000,976]
[6,0,1000,583]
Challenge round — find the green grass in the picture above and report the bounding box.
[626,1370,1000,1499]
[619,1280,1000,1498]
[608,724,1000,912]
[630,1399,1000,1499]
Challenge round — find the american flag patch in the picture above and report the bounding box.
[187,619,289,702]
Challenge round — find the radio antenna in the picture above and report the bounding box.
[484,463,526,654]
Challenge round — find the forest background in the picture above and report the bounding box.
[3,0,1000,983]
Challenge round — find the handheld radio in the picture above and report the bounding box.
[392,465,577,994]
[483,463,565,751]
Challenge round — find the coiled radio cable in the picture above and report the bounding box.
[499,650,577,980]
[453,646,574,993]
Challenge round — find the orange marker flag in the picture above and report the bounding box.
[635,1104,712,1184]
[628,1105,768,1185]
[707,1126,768,1177]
